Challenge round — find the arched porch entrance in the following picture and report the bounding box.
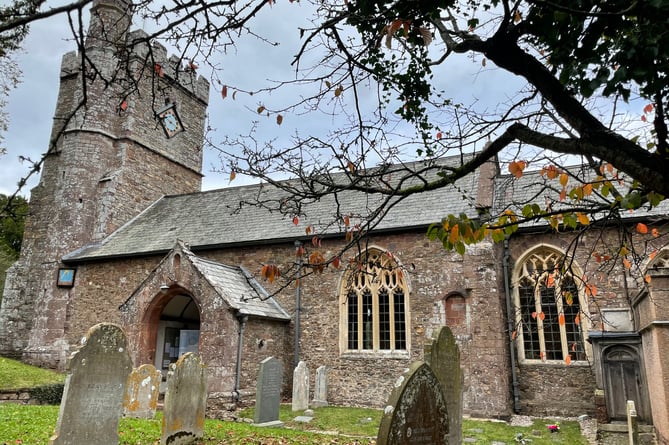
[140,285,201,380]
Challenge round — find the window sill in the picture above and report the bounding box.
[519,359,590,367]
[340,350,411,360]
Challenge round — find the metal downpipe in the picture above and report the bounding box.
[233,313,248,402]
[503,237,521,413]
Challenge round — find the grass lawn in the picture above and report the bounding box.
[0,357,64,390]
[0,403,589,445]
[0,357,589,444]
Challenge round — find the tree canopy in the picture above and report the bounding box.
[1,0,668,283]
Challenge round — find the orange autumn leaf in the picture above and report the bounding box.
[645,274,652,284]
[559,173,569,187]
[623,257,632,269]
[574,314,580,325]
[538,312,545,321]
[347,160,355,172]
[229,170,236,183]
[650,250,659,260]
[221,85,228,99]
[558,313,565,326]
[652,228,660,237]
[292,216,299,225]
[508,161,527,178]
[636,222,649,234]
[577,213,590,225]
[644,103,654,114]
[571,342,577,352]
[449,225,460,244]
[546,274,555,287]
[565,355,572,366]
[511,330,517,340]
[332,256,341,269]
[583,183,593,196]
[531,311,537,320]
[559,188,567,201]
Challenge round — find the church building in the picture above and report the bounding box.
[1,1,668,443]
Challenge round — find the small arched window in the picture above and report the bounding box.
[514,247,588,363]
[340,249,410,352]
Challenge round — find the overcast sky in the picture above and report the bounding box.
[0,1,526,198]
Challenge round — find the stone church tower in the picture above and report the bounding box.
[0,0,209,366]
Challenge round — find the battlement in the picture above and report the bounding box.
[59,29,209,105]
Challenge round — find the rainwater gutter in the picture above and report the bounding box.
[503,237,521,413]
[233,313,248,402]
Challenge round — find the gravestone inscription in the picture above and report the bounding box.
[123,363,161,419]
[291,361,309,411]
[161,353,207,445]
[377,361,450,445]
[49,323,133,445]
[254,356,284,425]
[425,326,463,445]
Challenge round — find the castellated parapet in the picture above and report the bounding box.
[0,0,210,368]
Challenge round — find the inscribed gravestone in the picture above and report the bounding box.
[425,326,463,445]
[377,361,449,445]
[311,365,328,408]
[123,363,161,418]
[254,356,283,425]
[291,361,309,411]
[49,323,133,445]
[161,353,207,445]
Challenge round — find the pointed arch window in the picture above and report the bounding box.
[515,247,588,363]
[341,249,410,353]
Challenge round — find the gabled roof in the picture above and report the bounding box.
[64,155,486,262]
[186,251,290,321]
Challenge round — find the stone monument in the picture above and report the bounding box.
[291,360,309,411]
[49,323,133,445]
[253,356,284,426]
[123,363,161,418]
[161,353,207,445]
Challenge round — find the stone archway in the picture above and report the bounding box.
[138,285,201,380]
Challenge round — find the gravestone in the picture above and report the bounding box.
[424,326,463,445]
[311,365,328,408]
[377,361,449,445]
[291,361,309,411]
[49,323,133,445]
[161,353,207,445]
[253,356,284,426]
[123,363,161,418]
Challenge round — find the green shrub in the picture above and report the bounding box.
[29,383,64,405]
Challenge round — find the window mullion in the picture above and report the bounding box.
[535,285,546,360]
[556,285,568,360]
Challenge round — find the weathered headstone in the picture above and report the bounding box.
[49,323,133,445]
[377,361,449,445]
[425,326,463,445]
[123,363,161,418]
[291,360,309,411]
[311,365,328,408]
[161,353,207,445]
[253,356,284,426]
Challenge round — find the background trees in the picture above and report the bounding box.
[1,0,668,281]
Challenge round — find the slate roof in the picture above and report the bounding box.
[187,249,290,321]
[492,166,669,227]
[64,155,483,262]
